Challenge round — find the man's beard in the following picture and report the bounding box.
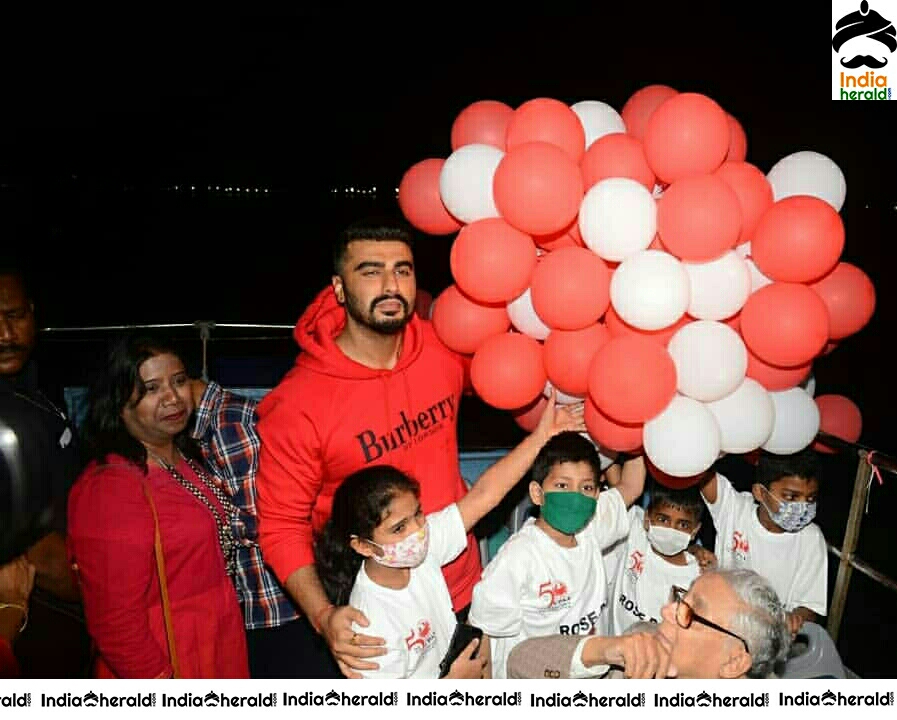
[344,291,412,335]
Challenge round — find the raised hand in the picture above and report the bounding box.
[534,389,587,442]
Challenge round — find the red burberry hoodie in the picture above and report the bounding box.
[256,286,482,611]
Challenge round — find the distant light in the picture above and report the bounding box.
[191,186,195,191]
[255,188,259,193]
[174,185,179,190]
[264,189,269,193]
[216,186,220,191]
[236,188,241,192]
[372,186,377,192]
[350,187,355,193]
[394,188,399,193]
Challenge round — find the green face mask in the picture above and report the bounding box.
[541,491,597,535]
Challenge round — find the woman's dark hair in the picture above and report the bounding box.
[314,465,420,606]
[82,333,201,472]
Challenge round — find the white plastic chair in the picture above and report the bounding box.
[780,622,847,679]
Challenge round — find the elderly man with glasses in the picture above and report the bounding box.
[506,569,791,679]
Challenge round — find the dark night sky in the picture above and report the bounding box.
[2,3,896,457]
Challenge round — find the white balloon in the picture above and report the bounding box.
[762,387,821,454]
[705,378,775,454]
[684,251,751,321]
[735,241,751,260]
[438,144,503,223]
[579,178,657,262]
[745,258,773,293]
[766,150,846,212]
[507,288,551,340]
[610,250,690,331]
[570,100,626,149]
[543,380,584,406]
[644,395,722,477]
[668,321,748,402]
[800,372,817,397]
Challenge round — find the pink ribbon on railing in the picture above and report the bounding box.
[866,451,885,486]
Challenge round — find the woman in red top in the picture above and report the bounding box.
[68,334,248,678]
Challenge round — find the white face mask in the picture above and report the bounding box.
[647,523,692,557]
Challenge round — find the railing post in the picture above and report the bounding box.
[827,450,874,644]
[194,322,215,382]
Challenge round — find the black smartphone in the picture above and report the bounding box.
[438,623,483,678]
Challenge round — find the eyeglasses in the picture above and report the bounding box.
[669,586,750,654]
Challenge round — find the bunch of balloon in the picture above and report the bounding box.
[397,87,876,487]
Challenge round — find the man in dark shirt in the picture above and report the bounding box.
[0,263,90,677]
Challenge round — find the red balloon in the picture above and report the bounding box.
[647,457,707,490]
[513,394,549,432]
[814,394,862,453]
[643,93,730,183]
[580,133,655,191]
[505,98,586,161]
[530,247,611,330]
[740,283,830,367]
[621,84,678,141]
[471,333,547,410]
[585,398,643,452]
[534,226,581,251]
[588,335,677,424]
[752,196,845,283]
[544,323,612,396]
[744,347,811,391]
[715,161,774,243]
[415,288,434,318]
[494,142,584,236]
[604,304,691,346]
[809,262,876,340]
[451,100,515,151]
[398,159,463,236]
[656,174,742,261]
[726,114,748,162]
[450,218,537,304]
[431,285,510,355]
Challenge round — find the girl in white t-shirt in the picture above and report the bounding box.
[313,392,584,679]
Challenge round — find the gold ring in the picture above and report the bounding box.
[351,632,358,645]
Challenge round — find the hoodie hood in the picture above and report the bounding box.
[293,286,424,379]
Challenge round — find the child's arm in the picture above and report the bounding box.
[457,392,585,532]
[698,470,719,504]
[687,543,718,572]
[613,455,647,508]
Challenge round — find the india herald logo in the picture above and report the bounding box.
[833,1,896,68]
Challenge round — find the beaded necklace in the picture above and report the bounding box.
[147,450,239,577]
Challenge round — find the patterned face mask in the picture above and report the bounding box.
[362,524,430,568]
[760,488,817,532]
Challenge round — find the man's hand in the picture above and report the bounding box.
[688,544,718,573]
[0,556,35,606]
[786,611,804,637]
[445,638,488,679]
[601,632,677,679]
[320,605,387,678]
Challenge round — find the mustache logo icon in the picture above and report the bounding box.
[841,54,889,68]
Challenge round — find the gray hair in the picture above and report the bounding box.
[712,568,791,678]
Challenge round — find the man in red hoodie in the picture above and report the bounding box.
[256,218,481,678]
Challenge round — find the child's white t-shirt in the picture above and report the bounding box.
[704,473,828,615]
[608,506,701,635]
[468,488,629,678]
[348,503,468,679]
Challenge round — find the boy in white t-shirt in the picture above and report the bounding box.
[468,433,646,678]
[608,479,703,635]
[700,448,827,637]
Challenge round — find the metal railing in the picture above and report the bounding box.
[39,321,896,650]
